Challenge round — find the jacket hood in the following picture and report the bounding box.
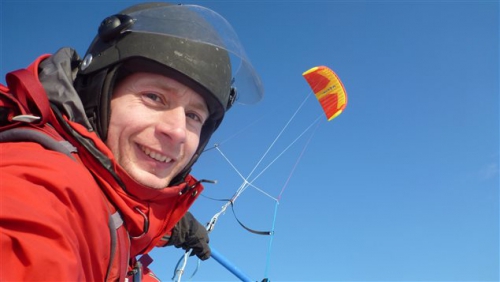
[38,48,94,131]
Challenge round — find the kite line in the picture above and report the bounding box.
[171,65,348,281]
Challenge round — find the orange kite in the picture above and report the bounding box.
[302,66,347,121]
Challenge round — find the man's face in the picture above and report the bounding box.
[106,72,209,189]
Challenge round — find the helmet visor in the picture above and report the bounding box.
[126,4,264,105]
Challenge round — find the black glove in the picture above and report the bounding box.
[166,212,211,260]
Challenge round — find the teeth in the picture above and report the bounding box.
[141,146,172,163]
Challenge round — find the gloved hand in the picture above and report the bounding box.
[166,212,211,260]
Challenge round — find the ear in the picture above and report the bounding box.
[98,14,135,42]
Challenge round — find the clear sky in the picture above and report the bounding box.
[1,1,499,281]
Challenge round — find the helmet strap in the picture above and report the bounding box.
[98,65,121,141]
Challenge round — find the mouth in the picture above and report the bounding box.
[140,145,173,163]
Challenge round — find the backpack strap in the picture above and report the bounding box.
[0,127,77,160]
[107,211,130,282]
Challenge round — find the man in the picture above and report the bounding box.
[0,2,264,281]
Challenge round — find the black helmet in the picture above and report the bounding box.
[75,3,264,183]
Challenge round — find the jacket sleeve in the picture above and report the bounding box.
[0,142,111,281]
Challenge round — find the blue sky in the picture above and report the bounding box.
[1,1,498,281]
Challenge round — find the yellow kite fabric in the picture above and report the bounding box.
[302,66,347,121]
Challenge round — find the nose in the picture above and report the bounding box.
[157,107,187,145]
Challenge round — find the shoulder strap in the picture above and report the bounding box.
[0,127,77,160]
[1,67,57,133]
[5,69,55,125]
[107,211,129,282]
[0,65,78,157]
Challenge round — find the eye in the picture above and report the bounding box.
[143,92,159,101]
[186,112,204,123]
[143,92,162,103]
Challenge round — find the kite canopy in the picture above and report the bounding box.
[302,66,347,121]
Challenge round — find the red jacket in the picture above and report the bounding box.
[0,49,204,281]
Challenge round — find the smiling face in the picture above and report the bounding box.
[106,72,209,189]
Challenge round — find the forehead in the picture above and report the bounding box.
[121,72,208,108]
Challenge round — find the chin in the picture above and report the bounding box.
[146,178,171,190]
[132,173,171,190]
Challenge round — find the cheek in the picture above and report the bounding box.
[106,100,131,152]
[185,130,201,156]
[105,116,122,156]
